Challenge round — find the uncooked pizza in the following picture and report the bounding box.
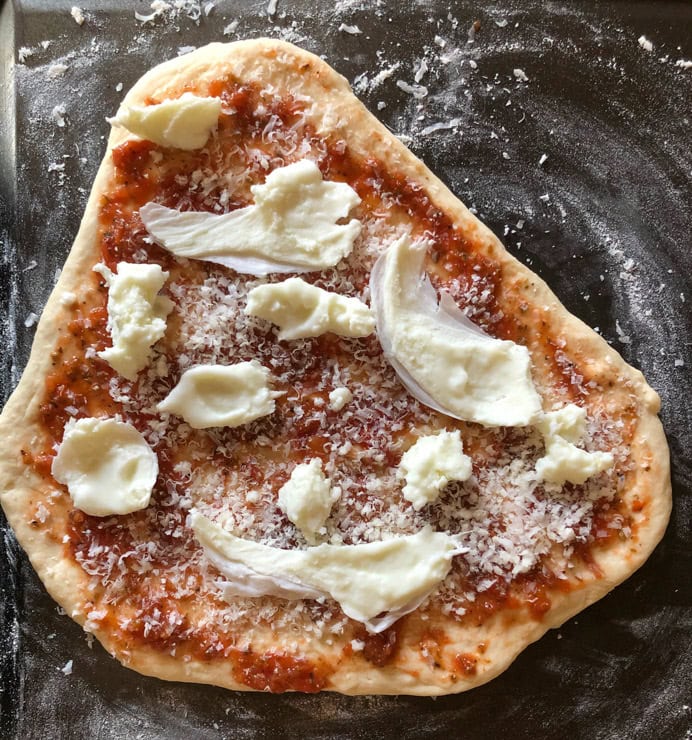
[0,39,671,695]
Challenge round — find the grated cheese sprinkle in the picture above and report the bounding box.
[64,83,632,645]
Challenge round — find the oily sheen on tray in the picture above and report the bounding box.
[0,40,670,695]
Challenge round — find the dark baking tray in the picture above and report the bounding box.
[1,1,690,738]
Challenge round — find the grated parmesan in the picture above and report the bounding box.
[61,82,632,647]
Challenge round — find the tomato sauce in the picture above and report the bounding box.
[26,77,631,688]
[356,624,401,668]
[230,648,330,693]
[453,652,479,677]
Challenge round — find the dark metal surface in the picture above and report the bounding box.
[1,1,690,737]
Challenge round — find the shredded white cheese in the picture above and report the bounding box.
[638,35,654,53]
[70,7,85,25]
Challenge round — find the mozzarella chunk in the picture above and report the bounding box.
[398,430,472,510]
[278,459,338,544]
[139,160,362,275]
[51,417,158,516]
[109,92,221,150]
[246,278,375,340]
[328,387,353,411]
[535,405,614,485]
[95,262,172,381]
[157,362,281,429]
[192,512,462,633]
[370,234,542,427]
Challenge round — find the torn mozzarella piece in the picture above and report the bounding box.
[215,557,323,601]
[328,386,353,411]
[535,404,614,485]
[370,234,542,427]
[157,362,281,429]
[94,262,172,381]
[192,513,463,633]
[139,159,361,275]
[52,417,158,516]
[108,92,221,150]
[399,430,472,510]
[278,458,338,544]
[245,278,375,340]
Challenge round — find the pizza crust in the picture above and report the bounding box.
[0,39,671,696]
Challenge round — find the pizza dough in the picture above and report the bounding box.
[0,39,671,695]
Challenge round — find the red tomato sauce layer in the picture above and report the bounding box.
[27,79,633,689]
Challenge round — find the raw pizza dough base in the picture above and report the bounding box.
[0,39,671,695]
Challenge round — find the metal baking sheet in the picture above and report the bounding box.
[1,1,690,737]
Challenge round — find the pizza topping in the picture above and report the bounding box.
[192,512,461,633]
[245,278,375,340]
[94,262,172,381]
[32,74,634,670]
[108,92,222,150]
[51,417,157,516]
[370,234,542,427]
[328,386,353,411]
[277,458,339,544]
[139,159,362,275]
[398,430,472,511]
[156,361,281,429]
[536,405,614,484]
